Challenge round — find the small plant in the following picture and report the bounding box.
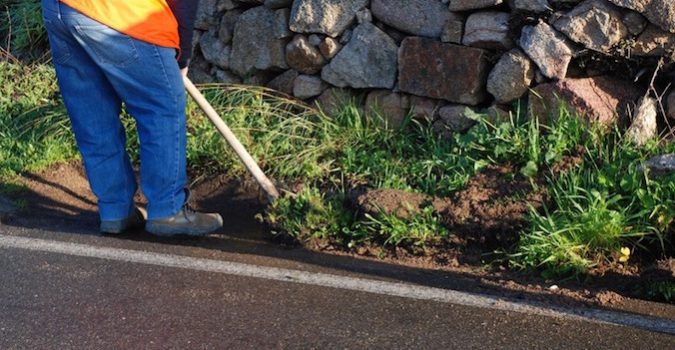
[457,107,542,178]
[514,183,641,276]
[360,206,447,247]
[639,280,675,303]
[263,187,354,242]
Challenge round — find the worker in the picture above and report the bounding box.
[40,0,223,236]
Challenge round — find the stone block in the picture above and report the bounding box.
[398,38,489,105]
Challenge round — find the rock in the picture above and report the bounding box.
[217,10,242,45]
[607,0,675,33]
[187,55,216,84]
[285,35,326,74]
[462,11,513,50]
[371,0,452,38]
[321,22,399,89]
[487,49,535,103]
[519,22,574,80]
[293,75,327,99]
[191,30,202,54]
[632,25,675,57]
[448,0,504,11]
[438,105,477,132]
[318,37,341,59]
[441,15,465,43]
[289,0,369,37]
[432,119,453,139]
[509,0,550,12]
[625,97,658,146]
[356,8,372,23]
[409,96,442,122]
[195,0,218,30]
[398,38,489,105]
[378,24,407,44]
[267,69,299,95]
[484,105,512,123]
[528,76,641,125]
[242,71,277,86]
[230,7,292,76]
[0,197,16,224]
[214,69,241,84]
[339,29,353,44]
[218,0,239,11]
[265,0,292,8]
[315,88,358,116]
[308,34,323,46]
[199,28,231,69]
[643,154,675,176]
[668,91,675,120]
[623,11,648,36]
[553,0,629,53]
[365,90,410,128]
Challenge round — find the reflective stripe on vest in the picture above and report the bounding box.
[60,0,179,49]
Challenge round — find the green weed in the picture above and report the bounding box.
[512,126,674,276]
[0,62,77,177]
[264,187,354,242]
[360,206,448,247]
[1,0,48,61]
[639,280,675,303]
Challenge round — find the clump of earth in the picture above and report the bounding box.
[352,165,547,248]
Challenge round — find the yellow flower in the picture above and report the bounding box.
[618,247,631,263]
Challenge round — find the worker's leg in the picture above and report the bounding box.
[56,3,187,220]
[41,0,137,221]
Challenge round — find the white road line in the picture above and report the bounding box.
[1,234,673,335]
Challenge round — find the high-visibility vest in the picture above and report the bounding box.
[60,0,179,49]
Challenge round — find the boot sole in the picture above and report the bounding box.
[145,215,223,237]
[100,208,147,234]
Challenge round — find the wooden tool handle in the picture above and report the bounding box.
[183,76,280,202]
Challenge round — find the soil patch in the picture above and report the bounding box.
[4,161,265,239]
[352,165,546,247]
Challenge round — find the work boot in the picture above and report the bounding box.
[100,207,147,234]
[145,206,223,237]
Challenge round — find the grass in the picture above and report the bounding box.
[0,61,77,177]
[513,130,675,276]
[1,55,673,279]
[0,0,47,61]
[640,280,675,302]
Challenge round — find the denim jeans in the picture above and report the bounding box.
[41,0,187,221]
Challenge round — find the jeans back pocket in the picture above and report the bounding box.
[74,24,139,67]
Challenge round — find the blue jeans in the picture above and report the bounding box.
[41,0,187,221]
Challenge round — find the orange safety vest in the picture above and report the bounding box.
[60,0,179,49]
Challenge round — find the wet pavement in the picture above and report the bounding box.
[0,224,673,349]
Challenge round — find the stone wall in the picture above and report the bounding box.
[189,0,675,134]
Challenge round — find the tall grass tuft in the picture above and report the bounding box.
[512,120,675,276]
[1,0,48,61]
[0,61,77,177]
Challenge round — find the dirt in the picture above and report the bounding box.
[353,165,546,248]
[2,161,674,318]
[5,161,265,240]
[548,145,586,174]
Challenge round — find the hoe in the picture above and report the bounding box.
[183,77,280,203]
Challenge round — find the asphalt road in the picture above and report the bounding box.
[0,224,673,349]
